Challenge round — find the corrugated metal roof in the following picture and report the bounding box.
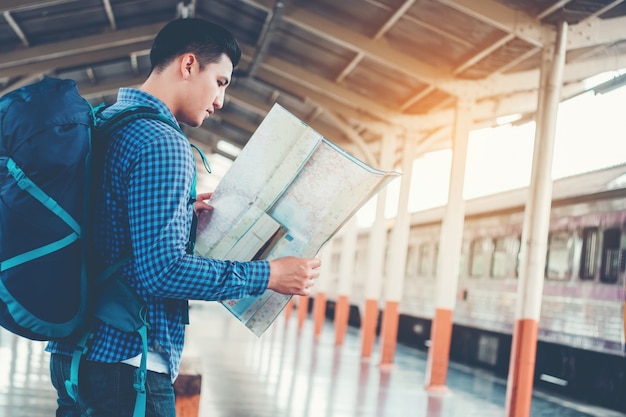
[1,0,625,174]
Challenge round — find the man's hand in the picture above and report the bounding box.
[268,257,321,296]
[194,192,213,214]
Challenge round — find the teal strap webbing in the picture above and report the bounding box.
[189,169,197,201]
[132,325,149,417]
[65,331,91,402]
[64,326,149,417]
[190,143,211,174]
[188,144,211,203]
[96,255,132,285]
[7,158,81,234]
[3,158,81,271]
[0,232,77,272]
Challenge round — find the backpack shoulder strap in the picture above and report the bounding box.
[95,105,183,136]
[65,269,149,417]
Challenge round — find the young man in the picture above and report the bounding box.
[47,18,320,416]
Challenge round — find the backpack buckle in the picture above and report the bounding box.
[133,368,146,394]
[65,380,79,402]
[6,158,25,183]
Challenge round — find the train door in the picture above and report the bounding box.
[599,210,626,285]
[598,210,626,352]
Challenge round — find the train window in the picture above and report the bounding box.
[418,243,431,276]
[600,228,621,284]
[469,237,494,278]
[491,235,520,279]
[579,227,598,280]
[405,245,419,277]
[546,231,573,281]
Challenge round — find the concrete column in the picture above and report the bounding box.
[425,96,473,391]
[313,240,334,340]
[505,22,568,417]
[297,295,309,330]
[379,133,416,365]
[361,134,397,359]
[283,297,294,321]
[334,216,358,346]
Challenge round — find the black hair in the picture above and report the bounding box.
[149,18,241,73]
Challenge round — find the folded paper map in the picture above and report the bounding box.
[194,104,398,336]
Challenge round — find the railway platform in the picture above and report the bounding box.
[1,301,624,417]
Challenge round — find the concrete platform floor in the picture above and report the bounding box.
[1,301,625,417]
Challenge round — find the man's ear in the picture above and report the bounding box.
[179,53,196,80]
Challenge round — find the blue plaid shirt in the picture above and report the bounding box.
[47,88,270,380]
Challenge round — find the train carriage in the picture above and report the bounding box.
[324,163,626,412]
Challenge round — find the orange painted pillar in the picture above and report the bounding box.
[334,294,350,345]
[297,295,309,330]
[283,296,294,321]
[313,242,333,339]
[361,134,396,359]
[313,292,327,337]
[379,134,415,366]
[425,309,453,390]
[335,216,358,346]
[505,22,567,417]
[361,298,379,358]
[174,356,202,417]
[506,320,539,417]
[425,96,472,390]
[379,300,400,365]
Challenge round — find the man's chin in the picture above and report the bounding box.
[180,119,203,128]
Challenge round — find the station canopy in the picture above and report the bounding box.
[1,0,625,169]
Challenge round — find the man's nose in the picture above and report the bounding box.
[214,90,225,110]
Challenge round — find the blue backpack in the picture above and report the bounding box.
[0,77,203,416]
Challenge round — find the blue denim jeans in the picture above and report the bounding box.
[50,353,176,417]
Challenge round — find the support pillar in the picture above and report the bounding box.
[174,356,202,417]
[505,22,568,417]
[313,240,333,339]
[283,297,294,321]
[380,133,416,366]
[297,295,309,330]
[335,216,358,346]
[425,96,473,391]
[361,134,397,359]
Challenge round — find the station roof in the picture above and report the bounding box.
[1,0,625,170]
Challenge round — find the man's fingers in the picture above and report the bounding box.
[301,257,321,278]
[308,257,322,269]
[267,256,323,296]
[196,192,213,201]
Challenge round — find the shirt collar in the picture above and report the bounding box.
[115,88,178,126]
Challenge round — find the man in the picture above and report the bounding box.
[47,18,320,416]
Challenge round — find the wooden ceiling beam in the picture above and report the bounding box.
[437,0,548,46]
[0,0,73,13]
[0,22,162,72]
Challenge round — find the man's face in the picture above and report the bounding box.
[178,53,233,127]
